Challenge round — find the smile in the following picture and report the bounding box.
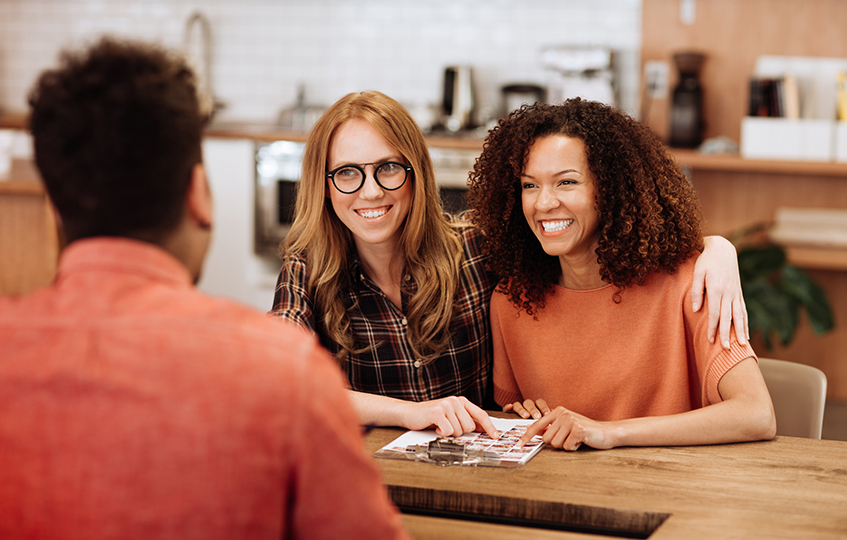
[541,219,573,232]
[356,207,389,219]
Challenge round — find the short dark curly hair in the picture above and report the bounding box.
[468,98,703,315]
[28,37,208,243]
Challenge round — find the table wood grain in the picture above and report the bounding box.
[365,425,847,539]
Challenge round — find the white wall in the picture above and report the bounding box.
[0,0,643,122]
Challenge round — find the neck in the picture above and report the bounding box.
[354,239,405,307]
[557,252,606,290]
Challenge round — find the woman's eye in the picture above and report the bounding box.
[336,167,360,178]
[380,162,401,174]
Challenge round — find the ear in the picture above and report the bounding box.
[185,163,212,230]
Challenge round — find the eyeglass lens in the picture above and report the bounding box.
[330,162,409,193]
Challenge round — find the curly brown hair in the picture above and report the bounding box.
[468,98,704,315]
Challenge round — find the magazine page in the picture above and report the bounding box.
[374,417,545,468]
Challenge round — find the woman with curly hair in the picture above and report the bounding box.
[270,91,749,439]
[468,98,775,451]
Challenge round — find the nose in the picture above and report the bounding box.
[535,185,560,211]
[359,165,384,199]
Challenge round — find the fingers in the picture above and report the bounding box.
[691,268,706,313]
[431,397,498,438]
[468,406,500,439]
[718,291,734,349]
[509,400,532,419]
[734,295,750,345]
[705,287,721,345]
[518,413,552,447]
[536,398,552,416]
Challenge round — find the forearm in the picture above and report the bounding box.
[349,390,413,428]
[608,397,775,448]
[607,358,775,448]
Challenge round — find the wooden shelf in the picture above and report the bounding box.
[671,149,847,177]
[785,246,847,271]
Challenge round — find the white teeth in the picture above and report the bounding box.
[358,208,387,219]
[542,220,572,232]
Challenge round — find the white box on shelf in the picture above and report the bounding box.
[835,122,847,162]
[740,117,835,161]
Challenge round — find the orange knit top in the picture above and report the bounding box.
[491,257,757,420]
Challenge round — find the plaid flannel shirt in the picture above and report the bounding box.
[270,223,496,407]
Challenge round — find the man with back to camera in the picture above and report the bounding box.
[0,37,409,539]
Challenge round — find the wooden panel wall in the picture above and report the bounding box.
[642,0,847,401]
[641,0,847,142]
[0,184,58,296]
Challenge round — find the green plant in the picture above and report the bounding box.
[735,225,834,350]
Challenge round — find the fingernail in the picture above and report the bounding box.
[533,412,541,419]
[723,340,730,348]
[708,335,714,343]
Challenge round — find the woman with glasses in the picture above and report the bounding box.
[270,90,748,437]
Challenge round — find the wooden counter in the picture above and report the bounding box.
[365,425,847,539]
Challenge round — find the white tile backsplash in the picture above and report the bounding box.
[0,0,642,123]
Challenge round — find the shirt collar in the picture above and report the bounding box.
[56,237,194,289]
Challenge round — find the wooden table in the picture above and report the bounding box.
[365,426,847,539]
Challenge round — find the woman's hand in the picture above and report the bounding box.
[692,236,749,349]
[503,398,551,420]
[518,407,613,451]
[402,396,500,439]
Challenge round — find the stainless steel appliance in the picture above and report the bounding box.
[254,141,478,255]
[254,140,305,255]
[441,66,475,132]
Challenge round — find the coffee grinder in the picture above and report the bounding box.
[669,52,705,148]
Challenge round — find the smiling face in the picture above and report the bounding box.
[520,134,602,284]
[327,118,414,257]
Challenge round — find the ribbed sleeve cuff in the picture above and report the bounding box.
[704,343,758,405]
[494,385,523,408]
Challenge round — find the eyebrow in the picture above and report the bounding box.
[520,168,581,179]
[330,155,405,169]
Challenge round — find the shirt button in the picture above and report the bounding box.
[414,360,422,368]
[401,317,407,326]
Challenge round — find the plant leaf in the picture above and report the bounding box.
[780,265,834,334]
[738,246,786,283]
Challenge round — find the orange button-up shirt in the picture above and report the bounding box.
[0,237,408,540]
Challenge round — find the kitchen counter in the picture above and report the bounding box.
[1,112,487,151]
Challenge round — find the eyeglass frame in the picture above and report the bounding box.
[325,161,413,194]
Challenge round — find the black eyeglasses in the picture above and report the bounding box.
[326,161,412,194]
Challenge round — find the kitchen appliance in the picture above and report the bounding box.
[541,47,616,107]
[277,84,326,132]
[441,66,475,132]
[669,52,705,148]
[254,141,479,255]
[501,84,546,116]
[254,140,305,255]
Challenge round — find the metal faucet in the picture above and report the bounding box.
[183,11,224,118]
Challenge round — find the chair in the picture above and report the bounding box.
[758,357,827,439]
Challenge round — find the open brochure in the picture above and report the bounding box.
[374,417,545,468]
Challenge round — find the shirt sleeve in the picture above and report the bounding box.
[490,292,523,407]
[685,284,758,406]
[268,254,317,332]
[288,343,410,540]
